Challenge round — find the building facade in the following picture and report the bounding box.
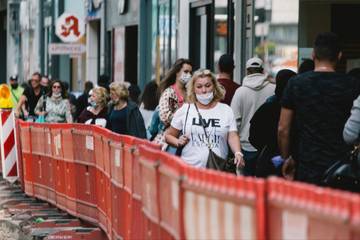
[0,0,6,83]
[106,0,140,86]
[4,0,360,89]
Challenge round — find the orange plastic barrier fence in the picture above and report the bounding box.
[16,120,360,240]
[267,177,360,240]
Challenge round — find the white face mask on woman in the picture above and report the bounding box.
[53,93,62,98]
[89,101,97,108]
[180,72,192,84]
[196,91,214,105]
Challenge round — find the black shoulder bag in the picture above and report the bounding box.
[194,104,236,173]
[175,104,190,156]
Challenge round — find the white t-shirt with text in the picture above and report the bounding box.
[171,103,237,168]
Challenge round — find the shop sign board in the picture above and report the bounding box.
[55,13,85,43]
[49,43,86,55]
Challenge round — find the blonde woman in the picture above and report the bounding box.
[78,86,109,128]
[165,69,244,169]
[108,82,146,138]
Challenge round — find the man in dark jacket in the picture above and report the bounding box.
[249,69,296,177]
[126,101,147,138]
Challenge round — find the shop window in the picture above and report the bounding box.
[214,0,235,72]
[189,1,214,70]
[152,0,177,81]
[253,0,299,75]
[189,0,235,71]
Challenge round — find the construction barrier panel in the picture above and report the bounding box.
[267,177,354,240]
[15,120,360,240]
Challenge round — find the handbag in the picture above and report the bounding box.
[35,115,45,123]
[175,104,190,156]
[194,104,236,173]
[255,145,281,177]
[322,145,360,192]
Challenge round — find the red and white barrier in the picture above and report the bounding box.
[15,120,360,240]
[0,109,18,183]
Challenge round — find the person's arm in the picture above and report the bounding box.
[344,96,360,144]
[34,96,46,116]
[278,107,295,179]
[230,89,242,132]
[134,107,147,139]
[228,131,245,167]
[278,108,293,159]
[165,126,188,147]
[159,88,176,127]
[65,100,73,123]
[15,95,27,118]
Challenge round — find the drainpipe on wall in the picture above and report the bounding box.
[99,0,106,76]
[6,0,20,82]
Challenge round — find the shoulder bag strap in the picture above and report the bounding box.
[43,95,47,112]
[194,103,211,148]
[183,104,190,135]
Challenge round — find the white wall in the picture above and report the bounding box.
[86,21,99,85]
[271,0,299,24]
[177,0,189,59]
[64,0,85,17]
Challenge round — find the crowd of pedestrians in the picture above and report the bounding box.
[10,31,360,192]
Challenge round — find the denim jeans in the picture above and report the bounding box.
[242,149,258,176]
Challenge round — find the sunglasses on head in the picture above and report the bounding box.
[194,69,212,77]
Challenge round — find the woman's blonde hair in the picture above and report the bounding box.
[186,69,225,103]
[92,87,108,108]
[109,82,129,101]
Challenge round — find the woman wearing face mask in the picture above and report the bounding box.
[108,82,146,138]
[154,58,193,150]
[35,80,72,123]
[78,87,109,128]
[165,69,245,169]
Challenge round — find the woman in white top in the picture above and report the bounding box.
[165,69,244,169]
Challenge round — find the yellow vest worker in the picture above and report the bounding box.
[0,84,14,109]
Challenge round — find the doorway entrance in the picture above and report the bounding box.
[125,25,138,85]
[299,0,360,72]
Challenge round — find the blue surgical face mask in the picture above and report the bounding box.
[196,91,214,105]
[90,101,97,108]
[180,72,192,84]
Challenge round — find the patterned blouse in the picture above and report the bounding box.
[159,84,184,126]
[35,96,73,123]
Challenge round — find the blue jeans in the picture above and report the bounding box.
[242,149,258,176]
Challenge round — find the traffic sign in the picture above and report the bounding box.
[55,13,85,43]
[48,43,86,55]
